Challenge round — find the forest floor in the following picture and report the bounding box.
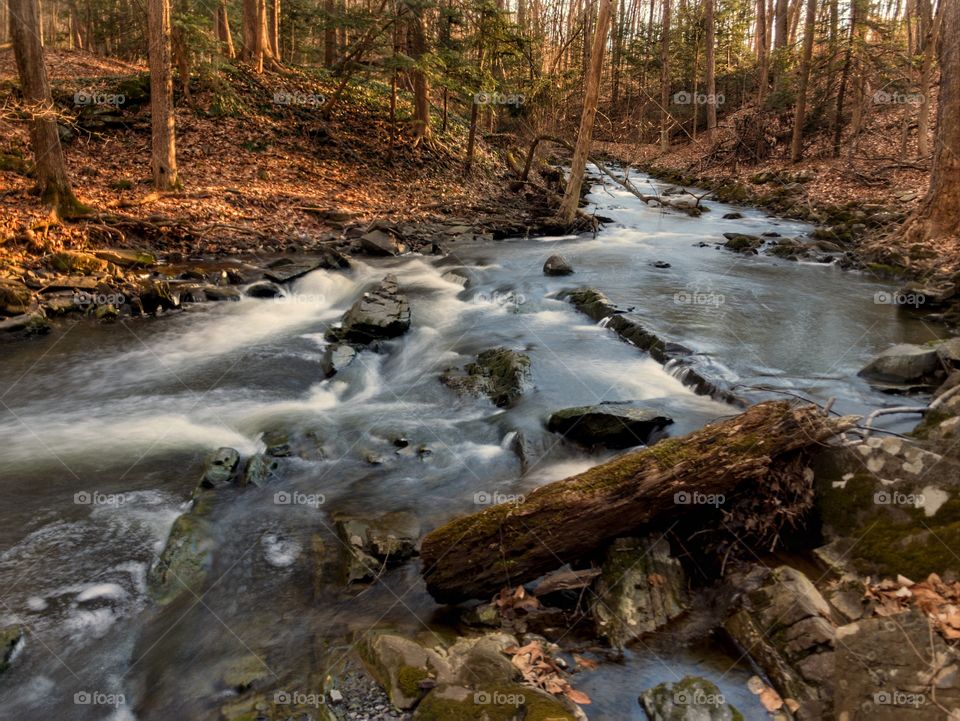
[0,48,546,265]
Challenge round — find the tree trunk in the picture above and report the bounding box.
[659,0,672,151]
[324,0,336,65]
[916,0,939,158]
[831,0,858,157]
[148,0,179,189]
[242,0,276,72]
[903,0,960,243]
[216,0,236,58]
[421,401,854,603]
[705,0,716,132]
[9,0,82,214]
[789,0,816,161]
[405,0,430,141]
[757,0,769,104]
[558,0,612,223]
[268,0,280,60]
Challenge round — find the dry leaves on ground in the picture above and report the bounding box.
[503,639,591,706]
[866,573,960,640]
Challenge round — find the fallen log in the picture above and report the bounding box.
[421,401,856,603]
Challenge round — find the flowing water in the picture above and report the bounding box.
[0,171,941,720]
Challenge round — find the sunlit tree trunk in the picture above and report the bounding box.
[216,0,236,58]
[9,0,83,214]
[148,0,179,189]
[559,0,612,222]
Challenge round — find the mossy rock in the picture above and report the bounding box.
[356,632,451,709]
[413,683,579,721]
[639,676,744,721]
[47,251,111,275]
[0,625,23,674]
[441,347,531,408]
[147,503,215,605]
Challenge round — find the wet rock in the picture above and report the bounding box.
[441,347,531,408]
[360,229,406,256]
[0,625,23,674]
[543,254,574,276]
[858,343,941,387]
[639,676,744,721]
[263,253,348,283]
[835,609,960,720]
[413,683,580,720]
[0,279,35,316]
[241,454,279,487]
[547,403,673,448]
[320,343,357,378]
[722,233,763,253]
[335,511,420,563]
[357,632,451,709]
[93,249,156,268]
[722,212,744,219]
[244,281,282,298]
[148,506,214,605]
[0,311,50,335]
[650,260,672,268]
[593,536,687,646]
[201,447,241,489]
[138,279,181,314]
[203,286,242,302]
[441,268,471,288]
[724,566,835,719]
[337,274,411,344]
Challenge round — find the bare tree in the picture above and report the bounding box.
[9,0,83,215]
[148,0,179,189]
[902,0,960,243]
[790,0,816,161]
[559,0,612,222]
[216,0,237,59]
[659,0,672,151]
[705,0,716,133]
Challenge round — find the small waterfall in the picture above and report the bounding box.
[598,316,613,328]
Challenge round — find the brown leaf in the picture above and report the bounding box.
[563,686,592,705]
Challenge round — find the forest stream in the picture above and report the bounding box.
[0,170,942,720]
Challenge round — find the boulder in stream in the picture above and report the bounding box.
[0,625,23,674]
[857,343,942,389]
[547,402,673,448]
[592,536,687,646]
[639,676,744,721]
[244,281,282,298]
[440,347,531,407]
[200,447,241,489]
[337,274,411,344]
[543,254,574,276]
[335,511,421,563]
[722,233,763,253]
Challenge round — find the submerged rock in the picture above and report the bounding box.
[543,254,574,276]
[722,233,763,253]
[148,505,214,605]
[337,274,411,344]
[547,403,673,448]
[593,536,687,646]
[320,343,357,378]
[241,454,279,487]
[335,511,421,563]
[639,676,744,721]
[441,347,531,407]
